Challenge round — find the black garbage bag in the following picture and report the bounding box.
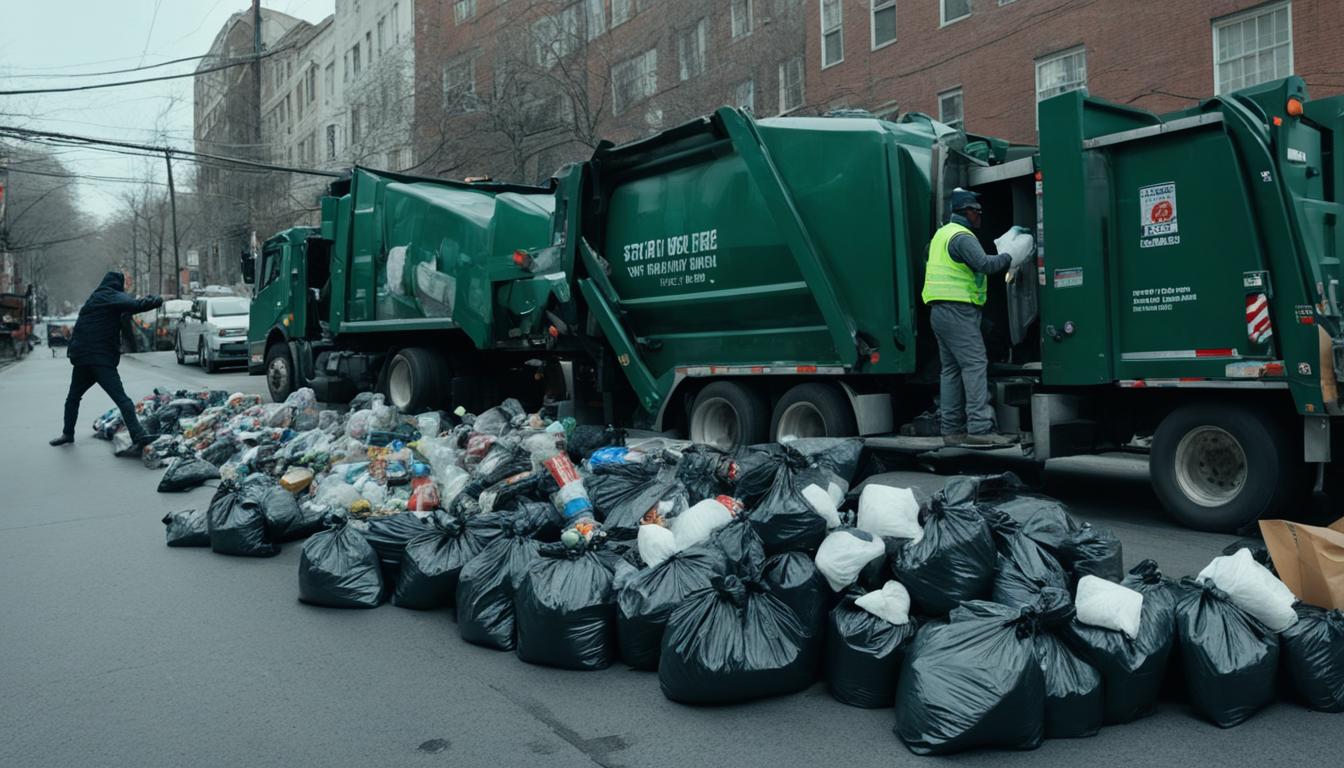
[659,574,814,704]
[588,463,687,539]
[1063,559,1177,724]
[747,446,829,554]
[298,517,384,608]
[709,515,766,572]
[992,525,1069,609]
[825,591,918,708]
[1176,578,1280,727]
[1121,558,1187,704]
[363,512,433,585]
[393,511,506,610]
[198,437,238,467]
[566,424,624,461]
[893,590,1067,755]
[675,445,737,502]
[617,546,727,669]
[1056,524,1123,586]
[206,483,279,557]
[1033,629,1103,739]
[157,456,220,492]
[456,515,543,650]
[162,508,209,547]
[476,469,559,517]
[515,541,620,670]
[1222,537,1276,575]
[892,477,996,615]
[784,437,864,485]
[1278,603,1344,712]
[241,476,322,542]
[732,444,786,506]
[762,551,827,643]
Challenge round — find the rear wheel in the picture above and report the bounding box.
[689,381,769,450]
[1150,403,1296,532]
[770,382,857,441]
[383,347,448,413]
[199,340,218,374]
[264,342,295,403]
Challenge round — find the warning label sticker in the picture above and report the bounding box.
[1139,182,1179,248]
[1053,268,1083,289]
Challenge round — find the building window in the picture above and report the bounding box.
[366,32,373,63]
[388,148,402,170]
[731,0,752,39]
[454,0,476,24]
[733,79,755,112]
[872,0,896,48]
[351,106,361,144]
[941,0,970,26]
[307,66,317,103]
[586,0,606,39]
[351,44,361,76]
[938,87,964,129]
[612,0,633,27]
[392,2,400,41]
[678,18,708,81]
[295,85,304,120]
[820,0,843,68]
[377,17,386,53]
[325,63,335,102]
[612,48,658,115]
[779,55,804,113]
[444,57,479,112]
[326,124,337,160]
[1213,1,1292,94]
[1035,46,1087,110]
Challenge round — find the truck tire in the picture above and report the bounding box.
[689,381,769,450]
[384,347,447,413]
[1150,404,1294,533]
[770,382,857,441]
[265,342,295,403]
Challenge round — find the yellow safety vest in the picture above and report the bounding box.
[921,222,986,306]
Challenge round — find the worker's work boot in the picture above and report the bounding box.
[963,432,1020,448]
[49,433,74,447]
[942,434,967,447]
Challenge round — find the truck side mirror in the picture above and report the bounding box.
[241,250,255,284]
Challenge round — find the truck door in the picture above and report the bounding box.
[250,241,290,340]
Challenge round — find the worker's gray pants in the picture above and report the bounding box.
[930,302,996,436]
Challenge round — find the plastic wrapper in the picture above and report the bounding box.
[659,574,815,704]
[393,511,505,610]
[826,590,918,708]
[1279,603,1344,712]
[515,542,619,670]
[892,477,996,615]
[456,515,544,650]
[206,483,279,557]
[1176,578,1279,728]
[162,508,209,547]
[471,398,525,436]
[298,517,384,608]
[157,456,221,492]
[617,546,726,669]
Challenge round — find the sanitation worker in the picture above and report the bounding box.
[922,189,1030,448]
[49,271,162,447]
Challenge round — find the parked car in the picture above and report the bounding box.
[175,296,250,373]
[46,315,77,346]
[153,299,194,351]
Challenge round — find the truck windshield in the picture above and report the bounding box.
[210,298,249,317]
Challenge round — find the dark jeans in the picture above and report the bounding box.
[930,302,996,436]
[63,364,144,439]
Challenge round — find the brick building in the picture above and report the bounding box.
[413,0,808,182]
[806,0,1344,144]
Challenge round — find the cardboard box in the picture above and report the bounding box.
[1259,516,1344,610]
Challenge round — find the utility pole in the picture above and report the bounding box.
[253,0,263,149]
[165,151,181,296]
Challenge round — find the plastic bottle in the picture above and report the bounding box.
[531,443,597,544]
[408,462,440,512]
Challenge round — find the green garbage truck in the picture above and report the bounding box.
[246,76,1341,531]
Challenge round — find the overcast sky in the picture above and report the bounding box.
[1,0,335,221]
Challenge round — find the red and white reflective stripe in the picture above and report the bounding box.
[1119,378,1287,389]
[677,365,846,377]
[1246,293,1273,344]
[1121,348,1241,361]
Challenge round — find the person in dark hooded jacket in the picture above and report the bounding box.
[50,272,162,446]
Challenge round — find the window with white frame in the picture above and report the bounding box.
[444,57,479,112]
[613,0,633,27]
[941,0,970,25]
[1213,1,1292,94]
[779,56,804,113]
[678,18,708,81]
[612,48,658,114]
[454,0,476,24]
[938,87,964,128]
[586,0,606,40]
[1035,46,1086,109]
[872,0,896,48]
[821,0,843,68]
[734,79,755,112]
[731,0,752,39]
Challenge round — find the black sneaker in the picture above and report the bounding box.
[963,432,1020,448]
[49,434,74,446]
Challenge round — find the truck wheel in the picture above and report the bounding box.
[1150,404,1294,532]
[771,382,857,441]
[265,342,295,403]
[689,381,769,450]
[384,347,447,413]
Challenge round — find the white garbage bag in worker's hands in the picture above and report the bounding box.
[995,225,1036,278]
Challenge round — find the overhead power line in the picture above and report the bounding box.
[3,54,208,80]
[0,44,296,96]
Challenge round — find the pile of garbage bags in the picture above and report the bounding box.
[131,389,1344,755]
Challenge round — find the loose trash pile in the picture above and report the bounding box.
[108,389,1343,755]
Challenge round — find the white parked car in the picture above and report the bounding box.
[175,296,250,373]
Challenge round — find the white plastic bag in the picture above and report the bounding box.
[1197,548,1299,632]
[802,483,843,530]
[669,498,733,550]
[854,580,912,626]
[386,246,408,295]
[1075,574,1144,640]
[637,523,678,568]
[994,226,1036,273]
[814,529,886,592]
[856,484,922,541]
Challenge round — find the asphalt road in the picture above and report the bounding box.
[1,351,1337,768]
